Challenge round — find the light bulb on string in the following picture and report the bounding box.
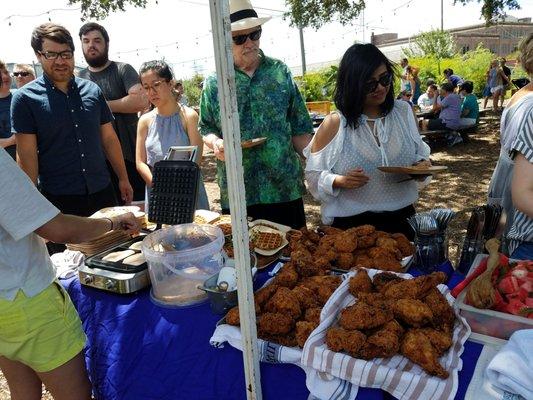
[48,12,51,22]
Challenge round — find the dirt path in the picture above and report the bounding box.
[0,116,501,399]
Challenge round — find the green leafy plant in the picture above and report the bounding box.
[182,74,204,107]
[403,29,457,75]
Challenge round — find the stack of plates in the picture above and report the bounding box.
[66,206,146,256]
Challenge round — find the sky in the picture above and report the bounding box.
[1,0,532,78]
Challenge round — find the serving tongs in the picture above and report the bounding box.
[457,206,486,273]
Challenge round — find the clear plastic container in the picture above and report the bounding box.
[142,223,224,307]
[455,254,533,340]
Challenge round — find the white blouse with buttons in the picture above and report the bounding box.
[304,100,431,225]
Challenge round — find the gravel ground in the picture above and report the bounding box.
[0,115,501,399]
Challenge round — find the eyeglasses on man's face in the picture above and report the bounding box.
[38,50,74,60]
[232,28,262,45]
[364,72,393,94]
[13,71,31,77]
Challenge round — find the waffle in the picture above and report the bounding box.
[217,223,232,236]
[194,215,207,224]
[253,231,283,250]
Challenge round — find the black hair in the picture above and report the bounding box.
[440,82,454,93]
[459,80,474,93]
[139,60,174,82]
[429,84,438,91]
[31,23,75,53]
[443,68,453,76]
[79,22,110,43]
[334,43,396,129]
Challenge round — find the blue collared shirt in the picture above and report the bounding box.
[11,74,113,195]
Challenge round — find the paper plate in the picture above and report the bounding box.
[241,137,267,149]
[248,219,291,233]
[194,209,221,224]
[377,165,448,175]
[249,225,288,256]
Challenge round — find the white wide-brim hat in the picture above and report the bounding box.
[230,0,271,32]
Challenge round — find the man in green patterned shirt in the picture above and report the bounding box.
[199,0,313,229]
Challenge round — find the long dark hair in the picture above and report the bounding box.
[334,43,396,129]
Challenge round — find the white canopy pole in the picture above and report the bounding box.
[208,1,262,399]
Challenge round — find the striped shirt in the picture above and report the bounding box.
[507,97,533,253]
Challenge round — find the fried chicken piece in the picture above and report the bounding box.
[336,252,354,270]
[372,272,405,292]
[326,327,366,355]
[358,327,401,359]
[418,327,453,355]
[348,269,374,296]
[272,262,299,288]
[292,248,322,277]
[373,256,403,272]
[314,247,337,263]
[304,307,322,325]
[257,312,294,335]
[317,226,344,236]
[376,236,400,250]
[314,257,332,273]
[301,227,322,244]
[375,230,391,238]
[354,255,375,269]
[357,292,394,310]
[401,329,449,378]
[254,284,279,307]
[382,272,447,300]
[226,306,240,326]
[393,299,434,327]
[291,285,319,310]
[391,233,416,257]
[334,231,358,253]
[259,331,298,347]
[317,284,337,305]
[423,288,456,327]
[357,234,377,249]
[339,302,393,331]
[369,244,402,261]
[318,234,337,248]
[350,225,376,237]
[265,287,302,319]
[296,321,317,347]
[382,319,405,337]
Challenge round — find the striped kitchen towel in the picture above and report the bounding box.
[301,268,471,400]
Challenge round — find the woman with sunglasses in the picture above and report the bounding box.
[136,60,209,210]
[305,44,431,239]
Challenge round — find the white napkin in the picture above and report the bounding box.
[486,329,533,400]
[50,250,85,279]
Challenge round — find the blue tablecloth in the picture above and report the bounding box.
[62,262,483,400]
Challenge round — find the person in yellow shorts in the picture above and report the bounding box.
[0,147,140,400]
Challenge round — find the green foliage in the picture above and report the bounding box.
[406,46,494,97]
[69,0,148,20]
[403,30,456,75]
[455,0,520,24]
[182,74,204,107]
[283,0,365,29]
[295,67,336,102]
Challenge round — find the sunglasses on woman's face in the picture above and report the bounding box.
[13,72,31,77]
[364,72,393,94]
[232,28,262,45]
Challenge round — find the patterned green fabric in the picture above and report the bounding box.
[199,51,313,209]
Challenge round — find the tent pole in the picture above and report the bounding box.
[208,1,262,399]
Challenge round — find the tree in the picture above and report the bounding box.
[68,0,148,20]
[403,29,456,75]
[283,0,365,30]
[455,0,520,24]
[70,0,521,26]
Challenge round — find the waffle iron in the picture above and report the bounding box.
[79,146,200,294]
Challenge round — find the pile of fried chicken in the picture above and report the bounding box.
[326,269,456,379]
[225,225,416,349]
[284,225,415,273]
